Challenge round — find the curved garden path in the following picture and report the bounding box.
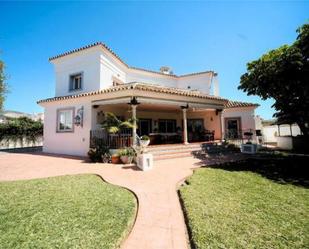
[0,152,204,249]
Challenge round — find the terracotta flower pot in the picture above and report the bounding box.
[111,155,120,164]
[120,155,134,164]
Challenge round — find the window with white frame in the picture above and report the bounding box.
[57,108,74,132]
[69,73,82,91]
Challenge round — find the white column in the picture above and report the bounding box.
[218,110,223,141]
[182,108,189,145]
[132,105,137,146]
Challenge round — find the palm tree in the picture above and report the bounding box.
[101,112,136,134]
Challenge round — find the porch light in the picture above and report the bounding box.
[216,109,222,115]
[128,97,140,106]
[74,115,81,126]
[74,106,84,127]
[181,103,189,109]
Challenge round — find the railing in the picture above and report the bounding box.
[90,129,133,149]
[223,129,255,146]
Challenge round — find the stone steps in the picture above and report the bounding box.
[147,143,203,161]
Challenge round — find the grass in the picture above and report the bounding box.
[0,174,136,249]
[179,163,309,249]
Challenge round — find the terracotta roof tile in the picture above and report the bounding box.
[224,100,259,109]
[49,42,129,67]
[48,42,213,78]
[37,82,227,104]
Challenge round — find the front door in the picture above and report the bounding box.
[138,119,152,136]
[225,118,241,138]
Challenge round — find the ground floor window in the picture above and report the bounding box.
[158,119,176,133]
[187,119,204,133]
[138,119,152,136]
[57,108,74,132]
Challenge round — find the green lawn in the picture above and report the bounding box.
[179,165,309,249]
[0,175,136,249]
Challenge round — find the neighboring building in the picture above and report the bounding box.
[261,119,302,144]
[38,42,258,156]
[0,110,44,123]
[31,112,44,122]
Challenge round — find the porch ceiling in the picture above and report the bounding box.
[95,103,186,112]
[92,96,223,111]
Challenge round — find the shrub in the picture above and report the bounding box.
[87,145,110,163]
[0,117,43,145]
[118,147,136,157]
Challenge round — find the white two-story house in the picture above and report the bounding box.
[38,42,258,156]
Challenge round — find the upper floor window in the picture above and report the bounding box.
[69,73,82,91]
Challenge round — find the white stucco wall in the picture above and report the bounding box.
[99,51,127,88]
[177,74,212,94]
[52,46,215,97]
[126,70,177,87]
[222,107,256,134]
[42,98,93,156]
[262,124,301,143]
[53,47,101,97]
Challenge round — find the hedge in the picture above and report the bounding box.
[0,117,43,144]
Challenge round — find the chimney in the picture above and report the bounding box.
[160,66,173,75]
[212,72,220,96]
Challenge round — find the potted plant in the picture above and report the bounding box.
[140,135,150,147]
[118,147,136,164]
[241,131,257,154]
[244,131,253,144]
[87,145,110,163]
[111,153,121,164]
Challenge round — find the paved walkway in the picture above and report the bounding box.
[0,152,206,249]
[0,152,245,248]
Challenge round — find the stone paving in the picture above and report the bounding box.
[0,152,242,249]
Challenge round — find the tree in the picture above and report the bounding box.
[239,23,309,136]
[0,57,8,111]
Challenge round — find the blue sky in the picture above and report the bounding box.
[1,1,308,119]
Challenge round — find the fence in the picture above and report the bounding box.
[90,129,133,149]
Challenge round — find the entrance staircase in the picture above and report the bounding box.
[147,143,204,161]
